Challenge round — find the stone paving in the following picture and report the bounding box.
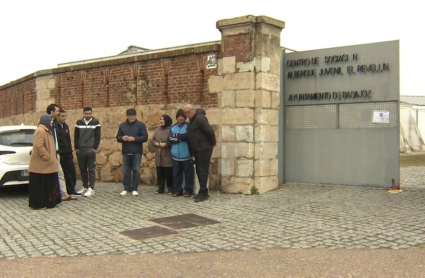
[0,166,425,260]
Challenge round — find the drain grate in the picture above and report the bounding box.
[149,213,220,229]
[120,226,178,240]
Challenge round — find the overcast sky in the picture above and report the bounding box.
[0,0,423,95]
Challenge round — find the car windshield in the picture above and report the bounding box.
[0,130,35,147]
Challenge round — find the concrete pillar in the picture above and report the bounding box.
[215,15,285,194]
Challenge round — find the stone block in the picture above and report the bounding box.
[235,142,254,158]
[221,108,254,125]
[212,144,221,159]
[205,109,221,125]
[254,159,271,176]
[221,143,237,159]
[108,152,122,166]
[112,169,123,182]
[254,176,278,194]
[97,153,107,165]
[270,126,279,142]
[255,57,271,72]
[35,78,48,90]
[100,140,111,150]
[255,90,271,108]
[47,79,56,89]
[140,167,155,184]
[219,159,235,176]
[271,92,280,108]
[223,72,255,90]
[36,99,55,113]
[270,158,279,176]
[254,142,278,159]
[236,159,253,177]
[102,128,116,139]
[221,125,235,142]
[221,91,235,108]
[146,152,155,161]
[254,124,270,142]
[221,176,252,194]
[208,76,223,93]
[255,72,280,91]
[37,89,51,101]
[236,90,255,108]
[100,165,114,181]
[236,61,254,73]
[222,56,236,74]
[255,109,279,125]
[263,109,279,125]
[217,59,223,75]
[235,125,253,142]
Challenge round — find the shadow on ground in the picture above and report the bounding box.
[400,153,425,167]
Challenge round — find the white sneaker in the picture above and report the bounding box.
[132,191,139,196]
[76,188,87,194]
[119,191,128,196]
[83,188,94,197]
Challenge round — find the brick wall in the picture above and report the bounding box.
[0,79,36,119]
[222,33,251,63]
[0,44,221,118]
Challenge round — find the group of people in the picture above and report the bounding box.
[117,104,216,202]
[28,105,101,209]
[28,103,216,209]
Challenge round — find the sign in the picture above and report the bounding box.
[372,110,390,123]
[284,40,399,105]
[206,53,217,69]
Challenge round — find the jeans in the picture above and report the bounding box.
[194,150,212,196]
[172,159,194,194]
[76,149,96,189]
[123,153,142,192]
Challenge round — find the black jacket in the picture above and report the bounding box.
[187,109,216,153]
[74,117,101,150]
[116,119,148,154]
[54,121,73,154]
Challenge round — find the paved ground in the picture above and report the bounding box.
[0,165,425,277]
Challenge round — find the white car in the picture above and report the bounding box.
[0,125,37,187]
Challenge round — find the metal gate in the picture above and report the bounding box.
[278,41,400,187]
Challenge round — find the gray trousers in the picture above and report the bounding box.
[76,149,96,189]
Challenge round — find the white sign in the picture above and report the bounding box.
[372,110,390,123]
[206,53,217,69]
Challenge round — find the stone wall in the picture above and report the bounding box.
[0,15,285,194]
[0,105,221,190]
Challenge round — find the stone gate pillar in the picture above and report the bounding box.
[212,15,285,194]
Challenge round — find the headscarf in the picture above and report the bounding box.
[161,115,172,128]
[39,114,52,130]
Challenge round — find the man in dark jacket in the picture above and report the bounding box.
[56,109,78,195]
[74,107,101,197]
[116,108,148,196]
[183,104,216,202]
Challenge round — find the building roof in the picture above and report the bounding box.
[400,96,425,106]
[57,41,221,67]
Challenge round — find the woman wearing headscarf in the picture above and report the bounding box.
[28,114,61,209]
[152,115,174,194]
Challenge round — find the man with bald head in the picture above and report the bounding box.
[183,104,216,202]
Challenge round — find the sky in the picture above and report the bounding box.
[0,0,423,95]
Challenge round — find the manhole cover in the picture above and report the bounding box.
[120,226,178,240]
[149,213,220,229]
